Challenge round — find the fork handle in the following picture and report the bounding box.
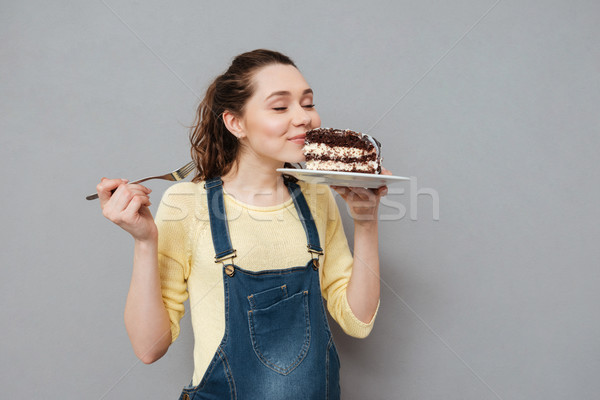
[85,187,121,201]
[85,178,151,201]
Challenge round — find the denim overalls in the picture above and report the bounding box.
[178,176,341,400]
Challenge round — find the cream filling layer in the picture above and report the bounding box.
[305,160,378,172]
[303,143,376,158]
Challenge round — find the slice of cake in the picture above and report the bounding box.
[303,128,382,174]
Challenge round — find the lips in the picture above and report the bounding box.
[288,134,306,141]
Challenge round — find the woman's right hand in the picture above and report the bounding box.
[96,178,158,242]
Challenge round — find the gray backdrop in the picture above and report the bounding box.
[1,0,599,398]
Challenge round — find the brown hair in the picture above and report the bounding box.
[190,49,301,183]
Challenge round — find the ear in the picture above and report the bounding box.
[222,110,246,139]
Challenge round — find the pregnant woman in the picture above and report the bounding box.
[96,48,390,399]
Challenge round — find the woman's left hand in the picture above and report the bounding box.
[331,167,392,225]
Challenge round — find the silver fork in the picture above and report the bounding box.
[85,161,196,200]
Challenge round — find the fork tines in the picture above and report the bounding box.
[174,161,196,180]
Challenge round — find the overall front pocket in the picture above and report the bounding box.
[247,284,288,310]
[248,290,310,375]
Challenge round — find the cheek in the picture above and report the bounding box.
[260,118,289,137]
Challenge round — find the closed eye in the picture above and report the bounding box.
[272,104,315,111]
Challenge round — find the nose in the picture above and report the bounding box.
[292,104,311,127]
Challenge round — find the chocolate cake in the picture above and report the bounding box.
[303,128,382,174]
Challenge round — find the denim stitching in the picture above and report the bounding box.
[318,272,333,336]
[247,291,311,375]
[247,293,255,309]
[222,272,230,346]
[183,347,220,394]
[247,284,287,310]
[286,181,323,253]
[247,298,310,375]
[218,191,235,257]
[234,259,313,277]
[218,348,237,400]
[326,336,341,400]
[206,178,235,263]
[237,266,307,276]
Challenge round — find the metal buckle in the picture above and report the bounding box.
[224,264,235,277]
[204,179,223,190]
[307,246,323,271]
[214,250,237,263]
[311,258,319,270]
[214,250,237,276]
[307,245,323,256]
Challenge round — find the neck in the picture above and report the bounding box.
[221,151,290,206]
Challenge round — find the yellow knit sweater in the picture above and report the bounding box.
[154,180,378,386]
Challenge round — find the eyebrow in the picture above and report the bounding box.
[265,88,313,101]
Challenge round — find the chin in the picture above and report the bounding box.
[283,154,306,164]
[276,148,304,164]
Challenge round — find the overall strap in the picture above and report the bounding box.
[285,180,324,257]
[205,177,237,263]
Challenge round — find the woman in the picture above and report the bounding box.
[96,49,390,399]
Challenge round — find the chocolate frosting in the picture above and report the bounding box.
[305,127,383,173]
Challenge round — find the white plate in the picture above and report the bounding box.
[277,168,410,189]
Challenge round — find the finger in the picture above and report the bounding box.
[122,194,150,223]
[103,183,131,217]
[97,178,127,194]
[380,167,392,176]
[120,186,151,202]
[98,178,128,193]
[376,185,388,196]
[125,183,152,194]
[111,183,150,201]
[110,184,150,213]
[347,187,375,201]
[98,178,128,205]
[331,185,349,196]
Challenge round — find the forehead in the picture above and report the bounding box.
[250,64,310,96]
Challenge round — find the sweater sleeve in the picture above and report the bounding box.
[319,186,379,338]
[154,183,193,343]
